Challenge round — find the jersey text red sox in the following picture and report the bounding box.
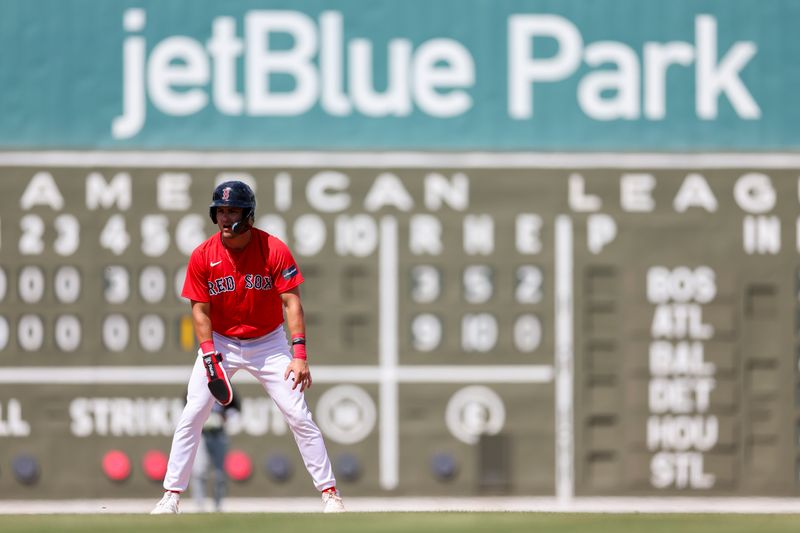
[182,228,304,339]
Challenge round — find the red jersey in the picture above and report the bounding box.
[181,228,304,338]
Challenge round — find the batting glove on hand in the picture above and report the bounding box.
[199,349,233,406]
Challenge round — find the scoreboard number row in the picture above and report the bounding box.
[3,263,544,309]
[16,213,206,257]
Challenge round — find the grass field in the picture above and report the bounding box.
[2,513,800,533]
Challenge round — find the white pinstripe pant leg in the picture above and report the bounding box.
[237,328,337,492]
[162,352,238,492]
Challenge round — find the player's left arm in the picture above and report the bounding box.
[281,287,312,392]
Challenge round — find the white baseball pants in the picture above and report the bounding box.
[162,326,337,493]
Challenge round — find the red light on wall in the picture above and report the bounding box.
[102,450,131,482]
[225,449,253,481]
[142,450,168,481]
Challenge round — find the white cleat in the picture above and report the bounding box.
[150,491,181,514]
[321,489,346,513]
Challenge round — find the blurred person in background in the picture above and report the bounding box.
[190,388,240,512]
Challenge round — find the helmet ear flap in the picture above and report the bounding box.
[210,206,218,224]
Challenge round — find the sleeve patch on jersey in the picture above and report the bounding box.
[282,265,298,280]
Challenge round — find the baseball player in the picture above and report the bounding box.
[151,180,345,514]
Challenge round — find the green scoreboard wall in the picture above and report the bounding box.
[0,152,798,497]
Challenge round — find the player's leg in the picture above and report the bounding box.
[161,357,218,493]
[256,352,345,512]
[245,333,337,492]
[154,362,236,515]
[160,337,242,495]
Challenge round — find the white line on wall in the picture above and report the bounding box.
[379,215,399,491]
[0,365,555,384]
[1,151,799,168]
[555,215,575,503]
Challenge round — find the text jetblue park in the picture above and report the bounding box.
[114,9,759,139]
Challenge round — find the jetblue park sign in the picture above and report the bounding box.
[1,0,797,149]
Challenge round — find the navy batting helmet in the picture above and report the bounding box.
[209,180,256,234]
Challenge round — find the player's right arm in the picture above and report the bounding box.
[181,246,213,350]
[190,300,213,347]
[192,298,233,406]
[181,247,233,404]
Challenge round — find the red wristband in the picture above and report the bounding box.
[292,343,307,360]
[200,340,215,354]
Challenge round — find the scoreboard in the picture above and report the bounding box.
[0,151,799,498]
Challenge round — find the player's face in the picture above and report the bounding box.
[216,206,244,237]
